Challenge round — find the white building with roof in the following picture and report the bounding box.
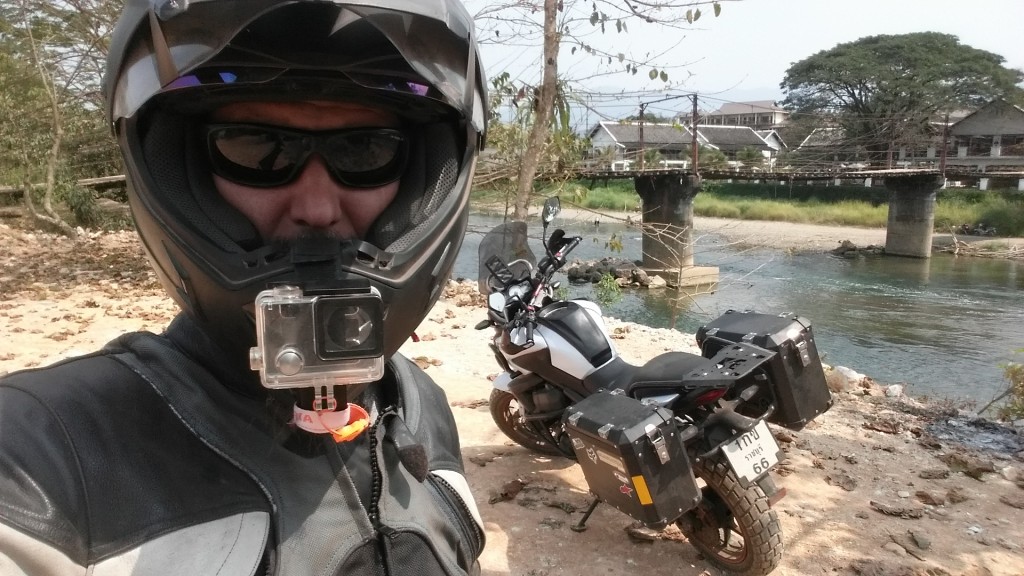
[695,101,790,130]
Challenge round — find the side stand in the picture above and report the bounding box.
[570,499,601,532]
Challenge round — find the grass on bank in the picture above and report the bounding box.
[471,181,1024,237]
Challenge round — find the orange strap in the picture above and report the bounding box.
[320,403,371,443]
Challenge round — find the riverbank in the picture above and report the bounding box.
[1,221,1022,576]
[542,206,1024,256]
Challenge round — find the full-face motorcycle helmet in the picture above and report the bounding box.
[103,0,487,384]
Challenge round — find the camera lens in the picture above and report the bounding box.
[313,294,384,360]
[324,305,373,352]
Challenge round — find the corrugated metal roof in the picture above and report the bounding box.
[709,100,786,115]
[596,121,694,147]
[694,125,770,148]
[798,127,847,148]
[591,121,775,150]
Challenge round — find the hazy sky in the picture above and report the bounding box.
[472,0,1024,124]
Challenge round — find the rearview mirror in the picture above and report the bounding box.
[541,197,561,225]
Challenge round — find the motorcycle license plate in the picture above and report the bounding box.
[721,420,780,483]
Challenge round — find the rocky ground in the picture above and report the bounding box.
[1,217,1023,576]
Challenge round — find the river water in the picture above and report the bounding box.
[454,214,1024,404]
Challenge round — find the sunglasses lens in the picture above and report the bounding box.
[323,131,407,187]
[207,126,302,187]
[206,125,407,189]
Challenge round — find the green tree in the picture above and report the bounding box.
[698,147,727,169]
[0,0,121,233]
[781,33,1024,164]
[481,71,589,206]
[642,147,664,168]
[625,111,675,123]
[736,146,763,168]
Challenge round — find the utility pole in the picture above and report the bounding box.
[691,94,700,174]
[638,102,648,171]
[939,112,949,176]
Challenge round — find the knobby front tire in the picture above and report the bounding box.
[488,389,563,456]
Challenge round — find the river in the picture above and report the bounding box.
[454,214,1024,404]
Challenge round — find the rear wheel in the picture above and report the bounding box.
[677,455,783,576]
[488,389,562,456]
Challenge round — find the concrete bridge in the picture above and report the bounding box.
[571,168,1010,285]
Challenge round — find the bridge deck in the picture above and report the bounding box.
[576,168,1024,181]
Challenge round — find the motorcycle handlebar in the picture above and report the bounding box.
[537,234,582,278]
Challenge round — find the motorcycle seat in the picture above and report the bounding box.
[583,352,723,398]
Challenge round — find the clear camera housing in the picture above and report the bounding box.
[249,285,385,389]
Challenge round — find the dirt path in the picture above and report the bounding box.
[1,221,1022,576]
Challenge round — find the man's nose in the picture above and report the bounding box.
[286,156,352,232]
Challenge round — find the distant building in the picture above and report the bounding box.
[693,125,781,169]
[947,99,1024,171]
[790,106,984,171]
[587,121,695,169]
[586,120,780,170]
[793,127,867,169]
[694,101,790,130]
[757,130,788,155]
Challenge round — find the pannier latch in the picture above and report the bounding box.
[795,339,812,367]
[644,423,671,464]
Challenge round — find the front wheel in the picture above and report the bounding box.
[488,389,562,456]
[677,455,783,576]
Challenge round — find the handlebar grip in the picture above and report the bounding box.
[550,229,565,247]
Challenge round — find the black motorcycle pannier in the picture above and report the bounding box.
[563,391,700,529]
[696,310,832,431]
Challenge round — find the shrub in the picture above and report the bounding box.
[996,362,1024,421]
[594,272,622,305]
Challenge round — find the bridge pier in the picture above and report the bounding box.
[633,174,718,286]
[884,174,944,258]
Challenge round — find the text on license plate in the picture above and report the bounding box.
[721,420,780,483]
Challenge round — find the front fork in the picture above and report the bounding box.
[487,340,512,374]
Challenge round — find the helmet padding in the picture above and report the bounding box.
[142,112,259,251]
[371,123,459,251]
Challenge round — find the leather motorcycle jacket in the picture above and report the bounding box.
[0,315,484,576]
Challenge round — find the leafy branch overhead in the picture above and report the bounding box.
[578,1,722,81]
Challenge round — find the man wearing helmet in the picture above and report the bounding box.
[0,1,487,575]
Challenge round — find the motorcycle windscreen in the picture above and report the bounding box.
[477,221,536,294]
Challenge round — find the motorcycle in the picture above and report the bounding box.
[474,197,834,576]
[973,223,997,237]
[958,223,998,236]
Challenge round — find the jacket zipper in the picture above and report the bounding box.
[426,474,484,559]
[368,406,483,572]
[368,407,396,575]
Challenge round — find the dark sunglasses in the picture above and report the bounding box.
[204,123,409,188]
